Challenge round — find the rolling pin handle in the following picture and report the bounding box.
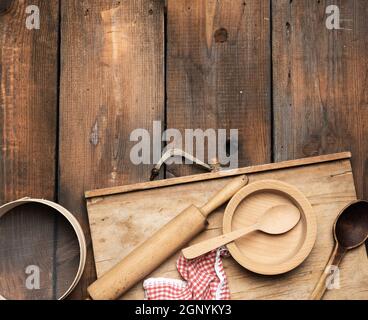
[200,175,248,217]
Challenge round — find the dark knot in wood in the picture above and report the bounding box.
[214,28,228,43]
[0,0,14,15]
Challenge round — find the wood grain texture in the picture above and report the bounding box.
[0,0,59,299]
[59,0,164,298]
[272,0,368,200]
[86,152,351,198]
[0,0,14,14]
[166,0,271,177]
[1,0,367,300]
[87,157,368,299]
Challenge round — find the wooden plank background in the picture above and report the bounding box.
[0,0,367,299]
[0,0,59,299]
[59,0,164,299]
[166,0,271,176]
[272,0,368,199]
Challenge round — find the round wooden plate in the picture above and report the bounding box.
[223,180,317,275]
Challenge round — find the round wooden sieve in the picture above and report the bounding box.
[223,180,317,275]
[0,198,86,300]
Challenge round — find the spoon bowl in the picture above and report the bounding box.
[310,200,368,300]
[334,200,368,249]
[258,204,301,235]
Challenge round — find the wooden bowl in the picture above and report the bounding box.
[223,180,317,275]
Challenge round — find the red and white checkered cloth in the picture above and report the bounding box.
[143,248,230,300]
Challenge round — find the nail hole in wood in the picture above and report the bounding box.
[285,22,291,36]
[214,28,228,43]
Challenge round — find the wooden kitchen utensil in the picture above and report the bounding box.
[310,200,368,300]
[182,204,301,259]
[87,175,248,300]
[223,180,317,275]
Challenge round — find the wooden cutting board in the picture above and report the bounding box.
[85,152,368,299]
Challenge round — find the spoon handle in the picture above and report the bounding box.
[182,225,257,260]
[310,243,346,300]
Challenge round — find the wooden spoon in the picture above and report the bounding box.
[310,200,368,300]
[182,204,301,260]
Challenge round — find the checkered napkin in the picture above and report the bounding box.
[143,248,230,300]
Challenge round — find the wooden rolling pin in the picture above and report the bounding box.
[87,175,248,300]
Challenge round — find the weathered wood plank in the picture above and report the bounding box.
[59,0,165,298]
[86,152,351,198]
[0,0,59,299]
[166,0,271,177]
[272,0,368,199]
[272,0,368,254]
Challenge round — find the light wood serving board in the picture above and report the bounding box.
[85,152,368,300]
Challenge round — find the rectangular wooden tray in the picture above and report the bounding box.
[85,152,368,299]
